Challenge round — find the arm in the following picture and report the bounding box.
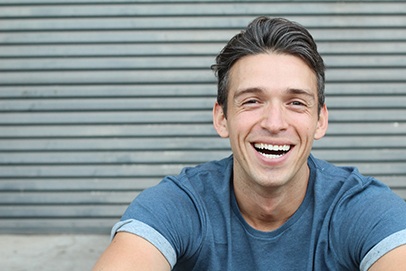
[368,245,406,271]
[92,231,171,271]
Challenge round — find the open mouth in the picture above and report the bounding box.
[253,143,291,159]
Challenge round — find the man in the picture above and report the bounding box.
[93,17,406,270]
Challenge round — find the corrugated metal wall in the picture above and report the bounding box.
[0,1,405,234]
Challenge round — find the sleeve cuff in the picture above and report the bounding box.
[111,219,177,268]
[360,229,406,271]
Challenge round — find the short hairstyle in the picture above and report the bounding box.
[211,16,325,116]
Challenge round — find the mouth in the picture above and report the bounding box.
[253,143,292,159]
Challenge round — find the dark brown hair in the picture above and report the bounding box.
[211,17,325,116]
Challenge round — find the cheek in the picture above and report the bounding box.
[227,115,256,142]
[291,115,319,138]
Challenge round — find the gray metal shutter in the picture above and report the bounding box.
[0,1,405,234]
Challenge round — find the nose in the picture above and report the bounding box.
[260,103,289,133]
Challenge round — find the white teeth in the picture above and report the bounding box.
[254,143,291,159]
[254,143,291,151]
[260,153,284,159]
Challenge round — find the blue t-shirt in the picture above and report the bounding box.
[112,154,406,270]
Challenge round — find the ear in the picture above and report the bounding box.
[314,104,328,140]
[213,102,229,138]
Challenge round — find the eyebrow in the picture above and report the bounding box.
[233,87,316,100]
[286,88,316,100]
[233,87,264,100]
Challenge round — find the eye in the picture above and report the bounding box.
[243,99,259,105]
[239,98,262,110]
[290,100,306,106]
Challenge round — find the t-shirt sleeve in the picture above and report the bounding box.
[330,178,406,269]
[111,176,205,268]
[112,219,178,268]
[360,229,406,271]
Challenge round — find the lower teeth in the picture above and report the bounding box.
[259,152,284,159]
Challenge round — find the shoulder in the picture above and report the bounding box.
[308,155,406,269]
[308,154,405,220]
[168,155,234,196]
[137,155,233,198]
[179,155,233,182]
[124,155,234,227]
[115,156,234,266]
[124,156,234,222]
[309,154,391,198]
[309,154,365,183]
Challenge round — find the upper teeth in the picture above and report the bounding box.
[254,143,290,151]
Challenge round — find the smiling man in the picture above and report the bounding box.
[93,17,406,271]
[213,52,328,232]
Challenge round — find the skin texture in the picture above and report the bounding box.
[92,232,170,271]
[213,53,328,231]
[368,245,406,270]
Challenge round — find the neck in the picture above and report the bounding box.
[233,169,309,232]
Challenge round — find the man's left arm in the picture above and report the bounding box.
[368,245,406,270]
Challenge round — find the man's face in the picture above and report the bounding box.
[213,53,328,191]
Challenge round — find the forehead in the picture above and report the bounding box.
[228,53,317,98]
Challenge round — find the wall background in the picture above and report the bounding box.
[0,0,405,234]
